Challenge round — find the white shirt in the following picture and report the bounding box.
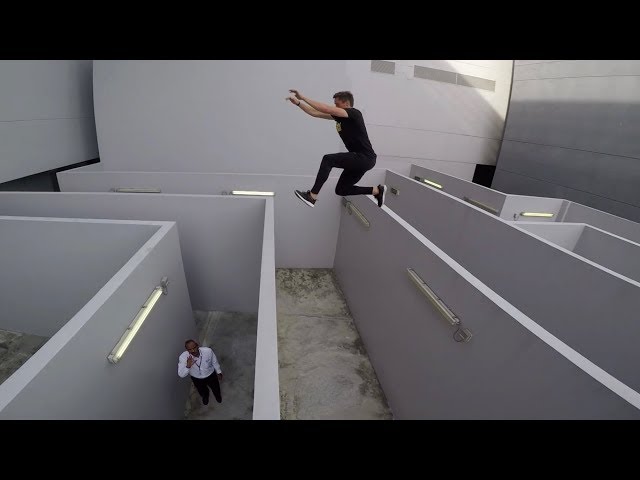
[177,347,222,379]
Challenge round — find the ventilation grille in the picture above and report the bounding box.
[413,66,495,91]
[457,74,496,91]
[414,66,457,84]
[371,60,396,75]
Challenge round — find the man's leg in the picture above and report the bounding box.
[334,158,386,207]
[311,152,359,196]
[295,152,376,207]
[191,376,210,405]
[335,168,371,196]
[206,373,223,403]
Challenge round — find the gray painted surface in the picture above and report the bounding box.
[333,195,639,419]
[564,201,640,244]
[93,60,347,174]
[92,60,510,184]
[0,217,160,337]
[514,222,585,251]
[517,221,640,283]
[0,223,197,419]
[494,60,640,222]
[409,164,564,221]
[404,159,477,181]
[57,169,386,268]
[253,198,279,419]
[383,171,640,394]
[493,169,640,223]
[573,226,640,284]
[0,61,98,183]
[410,164,507,213]
[0,192,264,312]
[356,60,512,169]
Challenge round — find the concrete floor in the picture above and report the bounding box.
[277,268,392,420]
[184,311,257,420]
[0,329,49,385]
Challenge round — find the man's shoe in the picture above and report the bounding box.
[295,189,316,207]
[374,184,386,208]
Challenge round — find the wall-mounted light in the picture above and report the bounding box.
[341,197,370,229]
[406,268,472,343]
[414,176,442,189]
[463,197,499,215]
[230,191,275,196]
[518,212,554,218]
[107,277,169,364]
[111,188,162,193]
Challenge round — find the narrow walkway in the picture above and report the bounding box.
[184,311,257,420]
[277,268,392,420]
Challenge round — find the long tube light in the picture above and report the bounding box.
[519,212,554,218]
[230,191,275,196]
[463,197,499,215]
[107,277,169,364]
[414,176,443,189]
[111,188,162,193]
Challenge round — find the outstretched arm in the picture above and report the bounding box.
[286,95,333,120]
[290,89,349,118]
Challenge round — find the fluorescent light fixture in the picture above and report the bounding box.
[463,197,499,215]
[519,212,554,218]
[418,178,442,189]
[230,191,275,196]
[108,277,169,364]
[111,188,162,193]
[424,179,442,189]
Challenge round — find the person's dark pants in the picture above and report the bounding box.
[191,372,222,403]
[311,152,377,196]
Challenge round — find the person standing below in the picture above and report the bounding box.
[286,89,386,208]
[177,339,223,406]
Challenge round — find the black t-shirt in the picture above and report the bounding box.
[331,108,376,158]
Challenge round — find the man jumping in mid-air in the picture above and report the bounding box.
[286,89,385,208]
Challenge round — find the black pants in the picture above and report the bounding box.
[311,152,376,196]
[191,372,222,403]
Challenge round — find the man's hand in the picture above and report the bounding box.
[285,95,299,105]
[218,373,224,382]
[289,89,302,99]
[186,356,195,368]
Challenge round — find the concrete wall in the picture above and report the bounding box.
[494,60,640,223]
[563,201,640,244]
[92,60,512,178]
[519,222,640,283]
[513,222,585,251]
[57,169,386,267]
[0,222,197,419]
[410,163,507,213]
[333,195,640,419]
[383,170,640,394]
[93,60,348,174]
[0,61,98,183]
[0,192,264,312]
[573,226,640,284]
[409,164,565,221]
[0,217,160,337]
[347,60,513,176]
[253,199,279,419]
